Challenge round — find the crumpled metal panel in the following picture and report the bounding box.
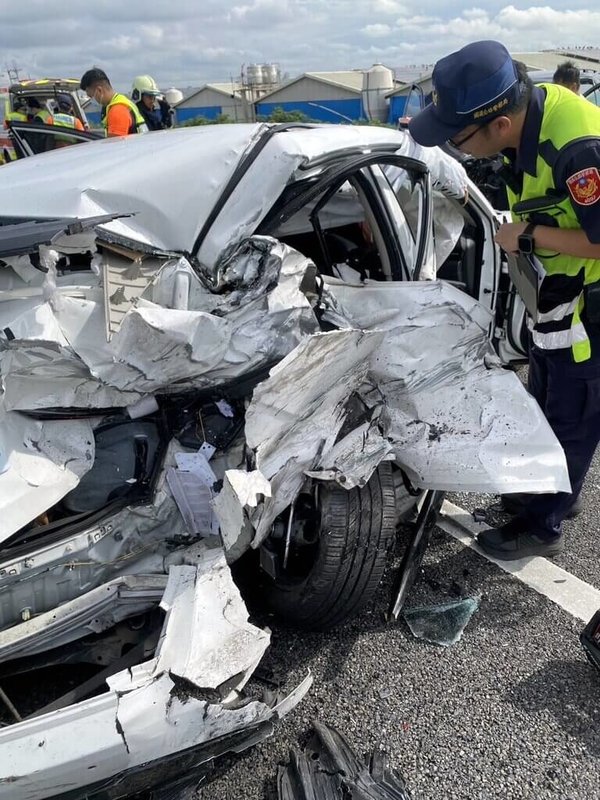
[153,557,270,690]
[0,575,168,663]
[0,239,318,411]
[243,329,385,545]
[0,123,468,270]
[0,402,94,540]
[0,561,311,800]
[0,457,186,625]
[322,279,570,494]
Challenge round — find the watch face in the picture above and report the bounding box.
[518,234,534,254]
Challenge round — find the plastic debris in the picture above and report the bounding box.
[581,608,600,672]
[278,720,412,799]
[166,469,216,536]
[403,596,480,647]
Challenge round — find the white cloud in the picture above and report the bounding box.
[362,23,393,37]
[0,1,598,91]
[370,0,409,13]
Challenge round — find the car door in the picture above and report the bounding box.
[258,150,434,283]
[6,121,101,160]
[583,82,600,107]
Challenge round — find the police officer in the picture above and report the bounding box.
[131,75,173,131]
[80,68,148,137]
[409,40,600,560]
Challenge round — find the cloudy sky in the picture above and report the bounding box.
[1,0,598,91]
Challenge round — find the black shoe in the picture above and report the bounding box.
[500,493,583,519]
[477,519,564,561]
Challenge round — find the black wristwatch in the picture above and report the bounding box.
[518,222,537,254]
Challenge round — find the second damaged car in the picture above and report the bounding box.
[0,123,568,798]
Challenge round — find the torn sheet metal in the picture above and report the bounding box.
[304,419,393,489]
[154,558,270,691]
[278,720,412,800]
[243,329,385,545]
[0,402,94,540]
[213,469,272,553]
[0,575,168,664]
[0,449,187,623]
[0,562,311,800]
[320,279,570,495]
[1,239,318,411]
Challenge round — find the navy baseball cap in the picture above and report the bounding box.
[409,40,521,147]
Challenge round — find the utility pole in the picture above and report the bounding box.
[5,63,24,84]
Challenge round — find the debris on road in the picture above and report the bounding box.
[403,596,480,647]
[581,609,600,672]
[277,720,412,799]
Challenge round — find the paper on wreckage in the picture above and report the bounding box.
[0,239,318,411]
[321,278,570,494]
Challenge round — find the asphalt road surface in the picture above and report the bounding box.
[199,451,600,800]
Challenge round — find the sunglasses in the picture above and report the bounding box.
[448,120,491,149]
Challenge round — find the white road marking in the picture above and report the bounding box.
[438,500,600,623]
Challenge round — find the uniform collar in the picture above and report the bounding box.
[504,85,545,176]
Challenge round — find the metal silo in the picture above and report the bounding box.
[246,64,264,86]
[262,63,281,86]
[361,63,395,121]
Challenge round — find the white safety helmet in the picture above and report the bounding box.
[131,75,162,102]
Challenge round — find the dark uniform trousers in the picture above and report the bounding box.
[522,342,600,538]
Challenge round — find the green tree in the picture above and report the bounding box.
[256,106,313,123]
[179,113,235,127]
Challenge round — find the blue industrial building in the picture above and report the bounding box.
[255,72,365,122]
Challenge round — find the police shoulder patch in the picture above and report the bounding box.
[566,167,600,206]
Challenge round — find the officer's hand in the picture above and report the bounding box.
[494,221,528,254]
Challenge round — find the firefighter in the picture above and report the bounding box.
[131,75,173,131]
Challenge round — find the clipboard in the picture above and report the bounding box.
[506,252,547,321]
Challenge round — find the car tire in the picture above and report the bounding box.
[262,462,397,630]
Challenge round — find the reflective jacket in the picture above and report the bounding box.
[103,93,148,136]
[506,84,600,362]
[53,112,84,131]
[3,110,27,129]
[33,109,54,125]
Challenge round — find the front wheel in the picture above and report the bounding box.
[260,463,397,630]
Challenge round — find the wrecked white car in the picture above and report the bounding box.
[0,123,568,798]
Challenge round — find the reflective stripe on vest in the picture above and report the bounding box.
[506,84,600,361]
[53,112,77,128]
[103,93,148,136]
[35,109,53,125]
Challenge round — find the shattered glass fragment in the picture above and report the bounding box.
[403,596,480,647]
